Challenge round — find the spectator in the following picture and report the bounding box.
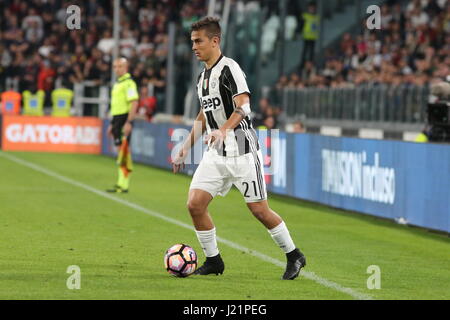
[342,47,355,72]
[367,33,382,53]
[155,33,169,64]
[410,6,429,28]
[136,35,154,56]
[120,29,137,59]
[301,60,317,81]
[137,86,157,122]
[287,72,302,88]
[356,35,367,55]
[257,115,276,130]
[380,4,393,29]
[139,2,156,24]
[153,67,167,94]
[142,46,160,71]
[6,53,25,88]
[181,4,199,34]
[24,20,44,44]
[21,8,43,32]
[83,48,106,85]
[37,59,55,104]
[10,30,29,57]
[392,3,406,28]
[340,33,355,54]
[275,75,289,90]
[0,44,12,70]
[322,59,337,78]
[253,98,271,127]
[98,30,115,55]
[406,0,423,15]
[292,121,305,133]
[38,38,53,58]
[22,53,41,90]
[94,7,109,28]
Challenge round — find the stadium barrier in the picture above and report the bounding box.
[102,120,449,233]
[1,115,102,154]
[274,85,429,123]
[101,119,196,171]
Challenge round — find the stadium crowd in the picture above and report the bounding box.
[276,0,450,90]
[0,0,206,115]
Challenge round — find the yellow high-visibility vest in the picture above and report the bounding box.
[415,133,428,143]
[22,90,45,116]
[302,13,319,40]
[110,73,139,116]
[51,88,73,117]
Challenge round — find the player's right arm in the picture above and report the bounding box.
[172,109,206,173]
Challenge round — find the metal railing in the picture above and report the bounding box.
[73,81,110,117]
[273,84,429,123]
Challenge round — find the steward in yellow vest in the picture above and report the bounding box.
[300,2,320,69]
[22,89,45,116]
[415,132,429,143]
[302,13,319,41]
[51,87,74,117]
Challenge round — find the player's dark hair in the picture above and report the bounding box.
[191,16,221,39]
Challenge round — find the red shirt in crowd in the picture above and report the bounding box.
[138,96,157,122]
[37,65,55,91]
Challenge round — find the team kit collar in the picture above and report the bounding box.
[205,54,224,72]
[203,55,224,90]
[117,73,131,82]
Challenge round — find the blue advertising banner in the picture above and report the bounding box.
[290,135,450,233]
[102,120,204,175]
[102,121,450,233]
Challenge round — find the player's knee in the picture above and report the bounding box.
[187,199,206,217]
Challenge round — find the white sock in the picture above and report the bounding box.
[268,221,296,253]
[195,228,219,257]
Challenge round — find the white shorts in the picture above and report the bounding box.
[190,149,267,203]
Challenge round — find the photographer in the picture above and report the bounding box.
[418,80,450,143]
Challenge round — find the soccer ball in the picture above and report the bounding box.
[164,244,197,277]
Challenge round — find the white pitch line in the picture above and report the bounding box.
[0,151,374,300]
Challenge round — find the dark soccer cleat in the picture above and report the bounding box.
[106,185,128,193]
[194,254,225,276]
[106,185,120,192]
[282,248,306,280]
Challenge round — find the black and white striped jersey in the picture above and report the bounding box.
[196,54,259,157]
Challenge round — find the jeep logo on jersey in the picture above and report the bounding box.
[202,97,221,111]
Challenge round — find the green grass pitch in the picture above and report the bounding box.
[0,151,449,300]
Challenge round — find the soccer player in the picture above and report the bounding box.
[106,57,139,193]
[172,17,306,280]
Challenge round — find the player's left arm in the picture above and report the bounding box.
[123,81,139,137]
[205,93,250,146]
[123,100,138,137]
[222,93,250,131]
